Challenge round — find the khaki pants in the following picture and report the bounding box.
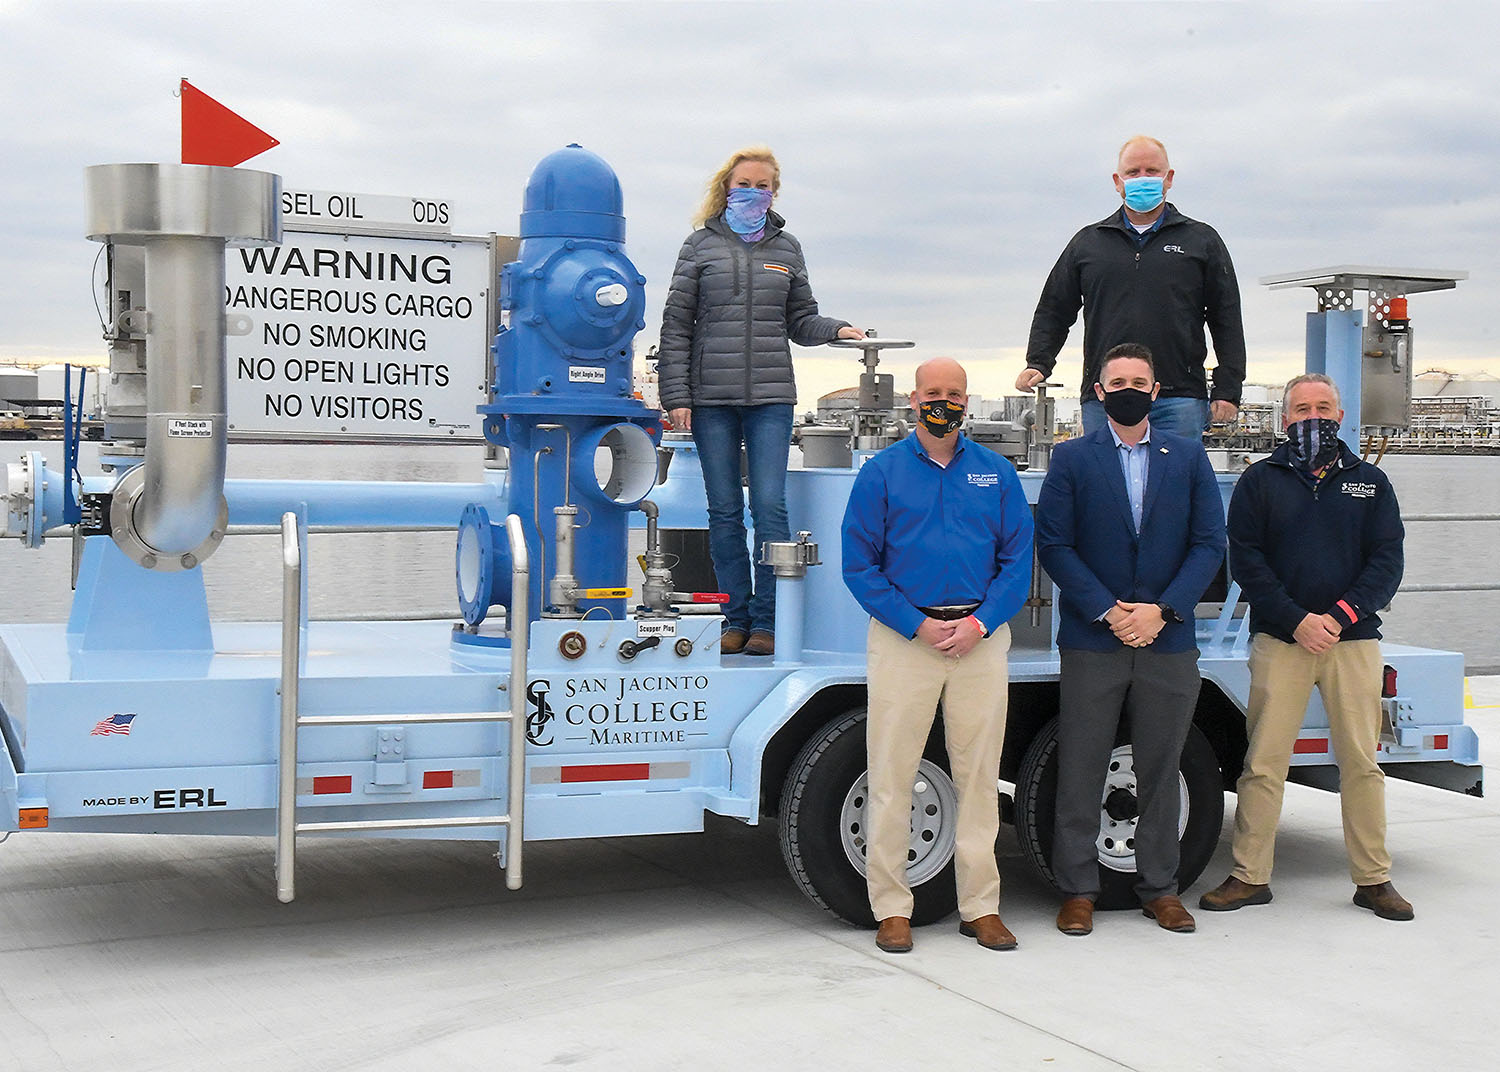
[865,618,1010,922]
[1231,635,1391,886]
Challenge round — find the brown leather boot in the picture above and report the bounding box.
[720,628,749,654]
[1056,896,1094,936]
[875,916,913,953]
[958,914,1017,951]
[1142,894,1196,933]
[1198,876,1273,912]
[745,630,775,656]
[1353,881,1414,921]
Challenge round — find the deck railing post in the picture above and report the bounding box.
[275,511,302,903]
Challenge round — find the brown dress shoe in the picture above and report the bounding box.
[875,916,913,953]
[958,914,1018,951]
[1198,875,1273,912]
[745,630,775,656]
[1056,896,1094,936]
[1353,881,1414,921]
[1142,894,1196,933]
[720,628,749,654]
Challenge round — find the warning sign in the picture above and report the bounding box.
[224,229,492,440]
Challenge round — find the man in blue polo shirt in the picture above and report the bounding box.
[842,356,1033,954]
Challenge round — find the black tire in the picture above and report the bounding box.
[1013,715,1224,910]
[778,709,959,928]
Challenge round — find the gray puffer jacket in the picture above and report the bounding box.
[657,212,848,409]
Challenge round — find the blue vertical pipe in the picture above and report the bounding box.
[1304,309,1364,453]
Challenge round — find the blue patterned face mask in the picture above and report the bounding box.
[1122,176,1165,213]
[724,187,773,242]
[1286,417,1342,470]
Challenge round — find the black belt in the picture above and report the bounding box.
[918,604,980,622]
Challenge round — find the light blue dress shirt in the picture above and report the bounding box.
[1109,422,1152,534]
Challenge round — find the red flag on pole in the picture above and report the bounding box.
[180,79,279,166]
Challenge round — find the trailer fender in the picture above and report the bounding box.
[0,711,18,832]
[716,669,865,821]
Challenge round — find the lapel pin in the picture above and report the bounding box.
[1159,447,1169,454]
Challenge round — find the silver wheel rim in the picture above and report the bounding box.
[839,759,959,884]
[1096,744,1190,874]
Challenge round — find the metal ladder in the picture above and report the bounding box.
[273,511,530,903]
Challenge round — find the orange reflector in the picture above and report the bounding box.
[19,808,48,829]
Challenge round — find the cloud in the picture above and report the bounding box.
[3,1,1498,401]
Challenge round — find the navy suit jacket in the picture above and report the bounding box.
[1035,424,1227,653]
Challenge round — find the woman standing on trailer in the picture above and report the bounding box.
[657,146,863,656]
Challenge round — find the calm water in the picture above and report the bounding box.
[3,444,1498,670]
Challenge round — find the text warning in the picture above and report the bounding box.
[225,230,491,440]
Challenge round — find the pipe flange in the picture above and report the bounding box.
[108,465,227,572]
[3,451,43,548]
[760,532,821,578]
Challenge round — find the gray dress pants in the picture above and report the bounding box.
[1052,647,1202,903]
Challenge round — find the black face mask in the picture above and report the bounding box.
[1285,417,1342,470]
[1099,386,1154,427]
[917,398,965,438]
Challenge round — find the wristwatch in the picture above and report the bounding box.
[1156,602,1182,624]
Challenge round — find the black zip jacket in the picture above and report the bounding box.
[1024,204,1246,405]
[1227,439,1405,643]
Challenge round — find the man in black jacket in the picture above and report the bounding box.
[1200,374,1413,921]
[1016,136,1245,439]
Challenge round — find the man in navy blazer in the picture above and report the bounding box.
[1035,343,1226,937]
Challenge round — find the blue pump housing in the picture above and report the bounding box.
[487,144,649,416]
[465,145,662,627]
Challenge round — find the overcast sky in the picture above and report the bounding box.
[3,1,1497,408]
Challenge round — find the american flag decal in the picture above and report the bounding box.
[90,713,137,737]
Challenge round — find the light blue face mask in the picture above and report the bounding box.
[724,187,773,241]
[1122,175,1165,213]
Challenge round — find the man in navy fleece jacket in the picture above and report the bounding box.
[1200,373,1412,922]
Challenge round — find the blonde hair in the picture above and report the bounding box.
[693,145,781,228]
[1117,135,1169,169]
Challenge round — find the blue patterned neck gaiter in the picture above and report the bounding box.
[1286,417,1342,472]
[724,187,772,243]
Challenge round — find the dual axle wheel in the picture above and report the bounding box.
[777,709,1224,924]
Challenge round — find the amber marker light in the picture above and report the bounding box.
[18,808,48,829]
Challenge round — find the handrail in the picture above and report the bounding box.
[504,512,529,890]
[275,511,301,904]
[1401,513,1500,523]
[1400,583,1500,593]
[271,510,530,902]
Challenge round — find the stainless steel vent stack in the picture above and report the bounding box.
[85,163,281,570]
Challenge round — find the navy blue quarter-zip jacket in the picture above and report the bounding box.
[1227,440,1405,643]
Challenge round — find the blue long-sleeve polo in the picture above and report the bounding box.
[841,433,1034,638]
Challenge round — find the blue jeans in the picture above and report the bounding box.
[1081,396,1209,439]
[691,404,794,634]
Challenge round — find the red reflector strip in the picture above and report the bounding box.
[1292,738,1328,755]
[423,770,454,789]
[313,775,353,795]
[560,763,650,784]
[692,592,730,604]
[1434,735,1449,750]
